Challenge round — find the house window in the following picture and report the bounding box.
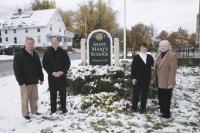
[13,29,16,33]
[0,38,2,43]
[59,28,61,32]
[37,28,40,32]
[0,30,1,36]
[50,27,52,31]
[5,30,7,34]
[14,37,17,44]
[37,36,41,43]
[5,37,8,42]
[25,29,28,33]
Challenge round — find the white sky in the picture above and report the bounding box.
[0,0,199,34]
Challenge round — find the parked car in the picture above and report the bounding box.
[0,46,6,55]
[4,44,24,55]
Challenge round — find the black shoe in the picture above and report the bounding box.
[163,115,171,119]
[131,108,137,112]
[34,112,41,115]
[62,109,68,113]
[24,116,31,120]
[139,109,146,114]
[159,114,171,119]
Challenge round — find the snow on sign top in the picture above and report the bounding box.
[0,9,57,29]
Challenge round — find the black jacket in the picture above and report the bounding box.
[13,48,44,86]
[42,47,71,87]
[131,54,154,86]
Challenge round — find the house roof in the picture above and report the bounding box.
[0,9,56,29]
[0,9,74,38]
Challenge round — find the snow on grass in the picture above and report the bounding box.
[0,60,199,133]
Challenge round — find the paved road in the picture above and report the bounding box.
[0,52,80,77]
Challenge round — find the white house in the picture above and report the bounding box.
[0,9,74,49]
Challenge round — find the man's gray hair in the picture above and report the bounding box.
[159,40,172,51]
[51,36,60,42]
[25,36,34,43]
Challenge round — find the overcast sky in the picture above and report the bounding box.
[0,0,199,34]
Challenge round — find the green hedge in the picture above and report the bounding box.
[66,65,157,99]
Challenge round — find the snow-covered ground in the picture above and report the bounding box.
[0,55,14,61]
[0,59,199,133]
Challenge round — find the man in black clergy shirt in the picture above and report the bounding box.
[42,36,71,114]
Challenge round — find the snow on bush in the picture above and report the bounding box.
[66,64,157,98]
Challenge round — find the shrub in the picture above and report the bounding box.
[66,64,157,99]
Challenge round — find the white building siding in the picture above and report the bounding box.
[0,27,47,47]
[0,9,74,48]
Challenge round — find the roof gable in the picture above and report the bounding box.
[1,9,57,29]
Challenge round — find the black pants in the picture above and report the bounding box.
[158,88,173,118]
[49,78,67,113]
[50,88,66,113]
[132,84,149,111]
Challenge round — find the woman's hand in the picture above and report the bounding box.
[132,79,137,85]
[150,79,154,86]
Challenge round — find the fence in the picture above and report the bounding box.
[174,45,200,59]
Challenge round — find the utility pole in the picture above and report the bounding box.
[84,0,87,39]
[123,0,127,59]
[199,0,200,46]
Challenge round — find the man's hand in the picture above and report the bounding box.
[57,71,64,77]
[52,72,57,77]
[20,84,26,87]
[168,85,173,89]
[39,81,43,85]
[150,79,154,86]
[52,71,64,78]
[132,79,137,85]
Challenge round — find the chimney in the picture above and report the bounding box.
[18,9,22,15]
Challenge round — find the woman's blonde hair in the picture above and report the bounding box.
[158,40,172,51]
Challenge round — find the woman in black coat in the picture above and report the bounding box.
[131,43,154,113]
